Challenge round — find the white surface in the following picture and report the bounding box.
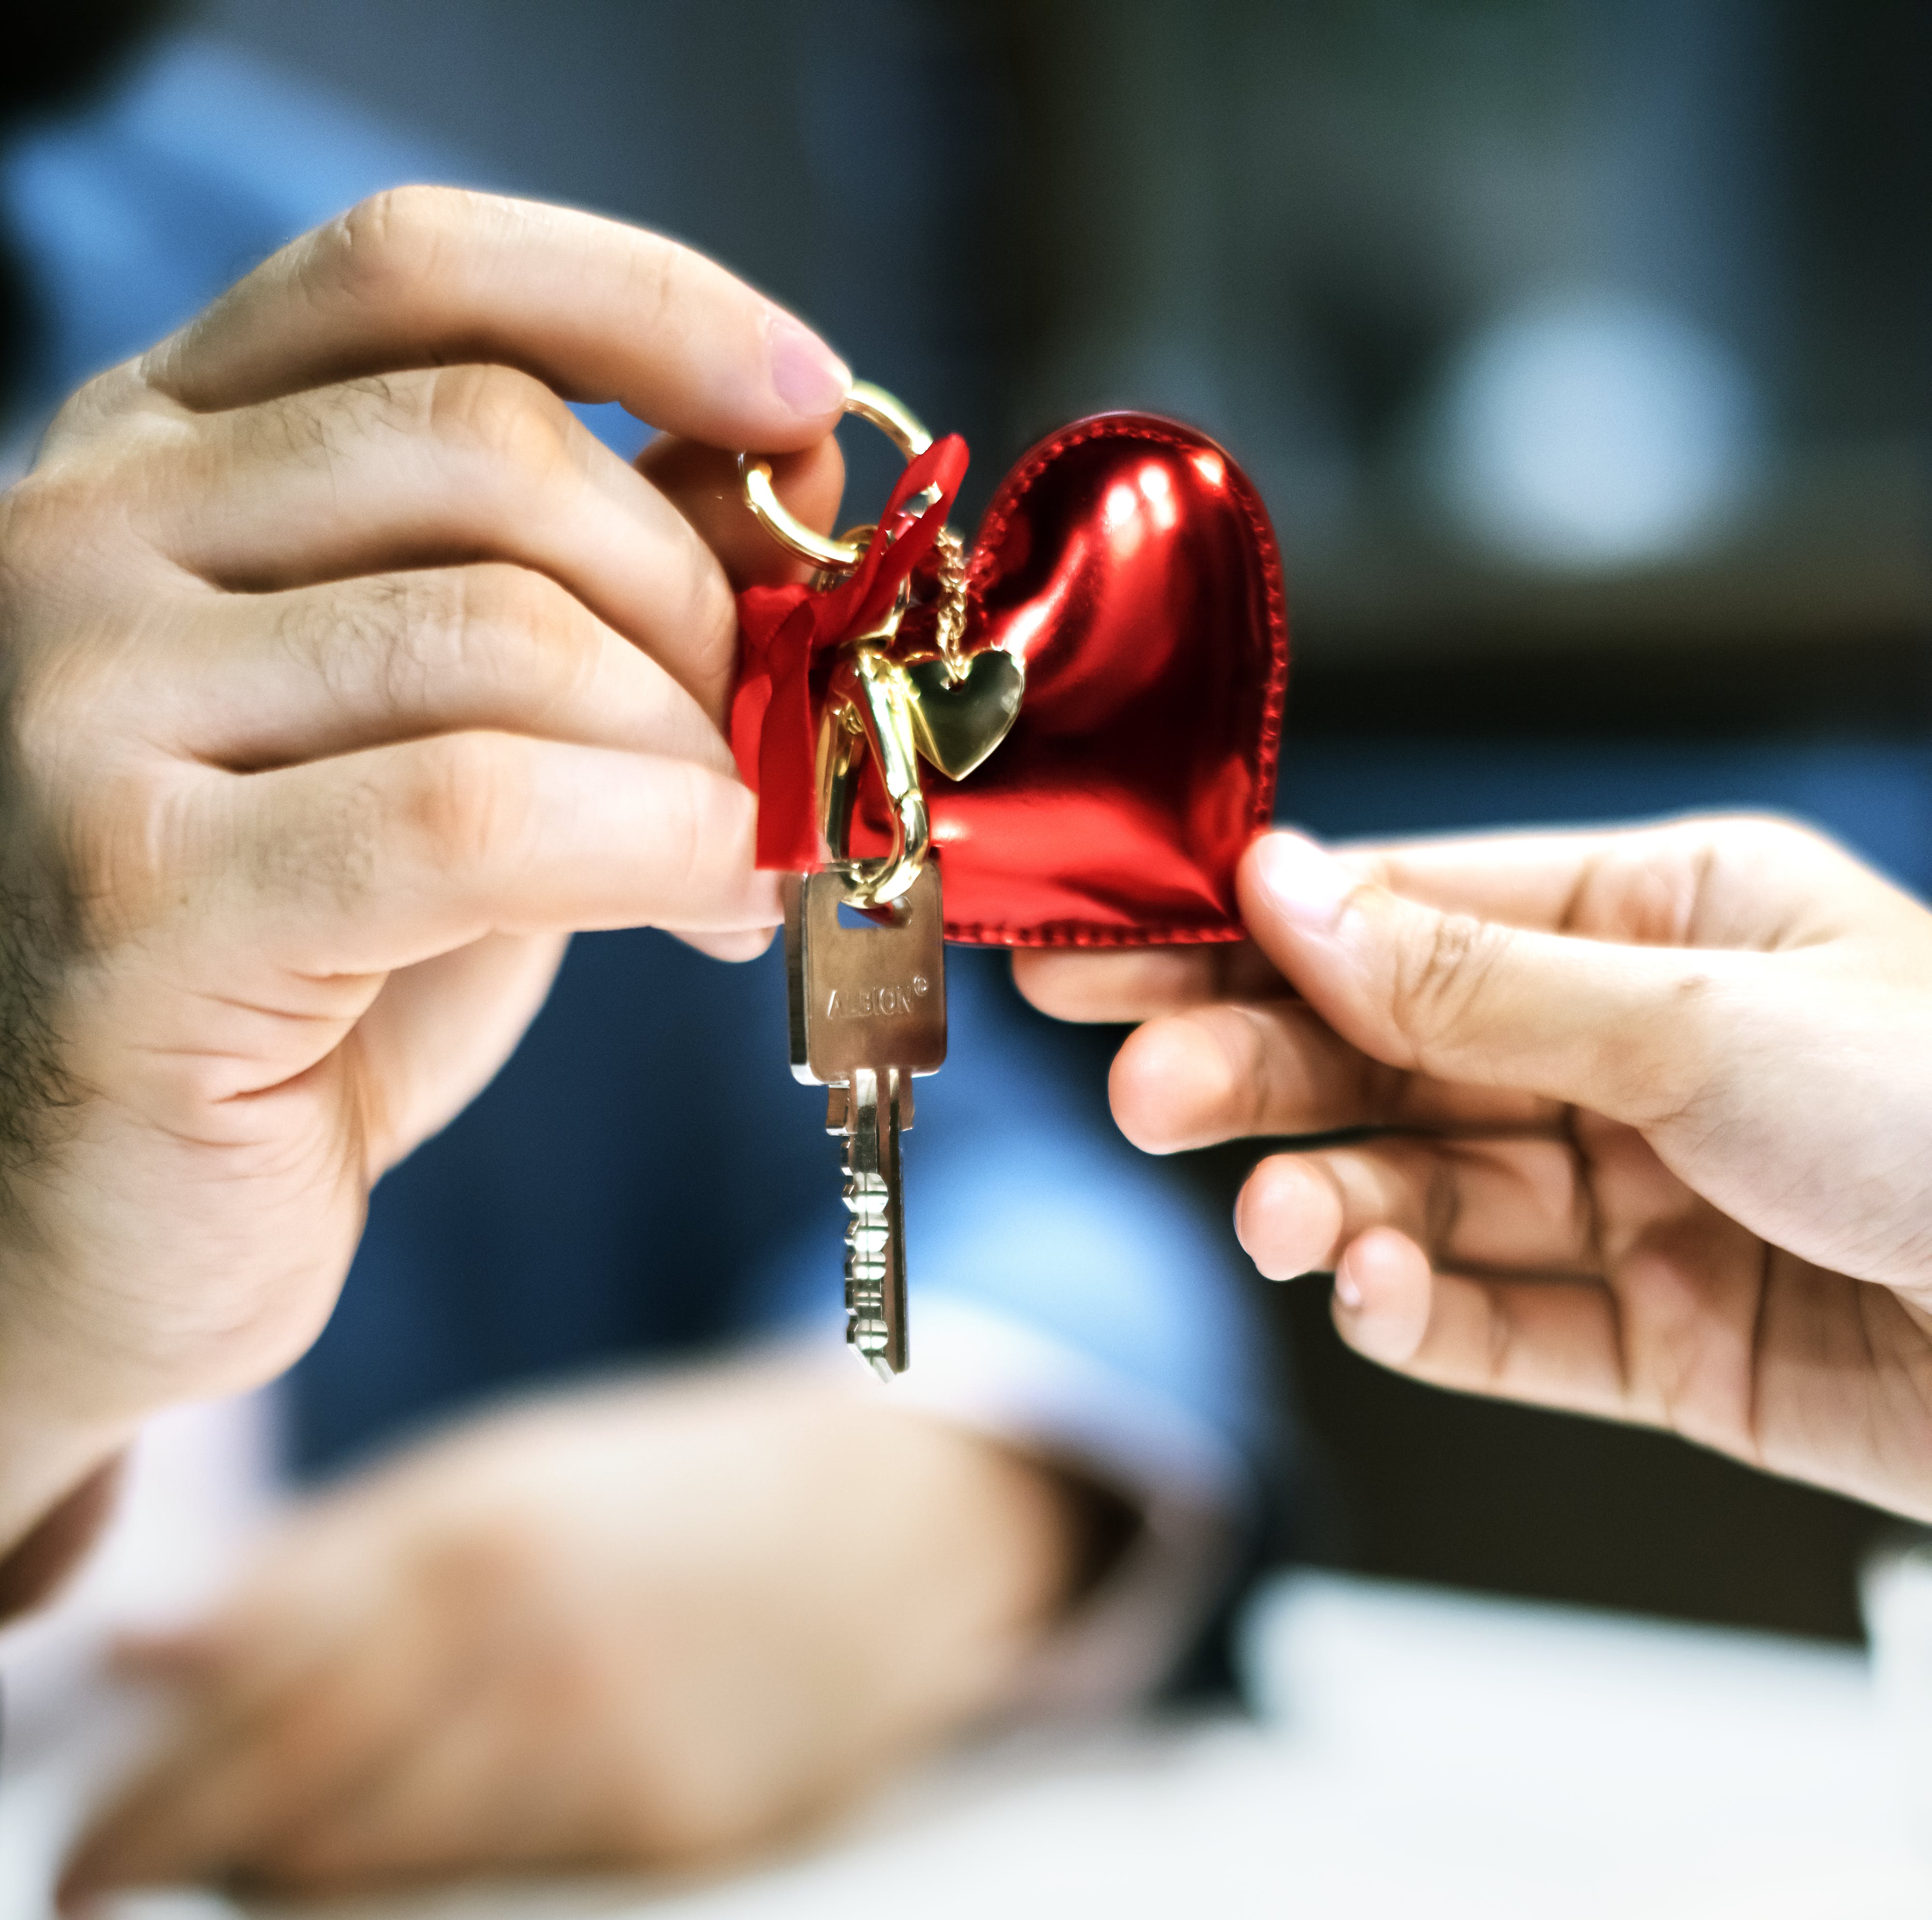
[1861,1532,1932,1848]
[0,1393,279,1920]
[3,1401,1928,1919]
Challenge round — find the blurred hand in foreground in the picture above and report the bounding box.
[61,1361,1082,1896]
[1016,817,1932,1519]
[0,186,848,1564]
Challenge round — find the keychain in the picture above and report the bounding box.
[734,383,1289,1374]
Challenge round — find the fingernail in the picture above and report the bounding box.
[767,313,850,417]
[1252,832,1353,933]
[1333,1262,1363,1311]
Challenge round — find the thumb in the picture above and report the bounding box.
[1237,831,1724,1122]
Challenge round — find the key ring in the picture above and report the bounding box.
[739,378,975,908]
[740,382,934,573]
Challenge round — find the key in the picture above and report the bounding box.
[784,862,947,1378]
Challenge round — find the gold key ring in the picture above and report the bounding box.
[739,382,934,573]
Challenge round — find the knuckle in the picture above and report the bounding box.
[40,361,151,448]
[60,765,187,943]
[400,730,539,879]
[1387,910,1503,1058]
[335,567,596,732]
[0,472,84,599]
[425,361,572,471]
[1674,811,1816,872]
[0,427,181,635]
[1666,810,1836,881]
[456,565,600,718]
[317,184,471,313]
[6,645,91,795]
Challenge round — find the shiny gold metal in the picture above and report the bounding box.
[740,381,933,573]
[928,526,971,680]
[803,570,929,909]
[878,520,1022,781]
[843,381,932,460]
[822,649,930,908]
[745,378,1014,900]
[904,647,1027,781]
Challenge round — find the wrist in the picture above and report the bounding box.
[0,1394,134,1571]
[0,1454,125,1620]
[0,1272,145,1564]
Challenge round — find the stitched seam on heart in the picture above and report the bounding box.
[955,413,1290,945]
[942,918,1249,948]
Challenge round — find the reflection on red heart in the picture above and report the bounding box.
[856,414,1289,946]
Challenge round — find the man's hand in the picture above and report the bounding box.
[1016,818,1932,1519]
[0,188,849,1560]
[58,1362,1078,1896]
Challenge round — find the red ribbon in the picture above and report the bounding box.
[731,434,969,871]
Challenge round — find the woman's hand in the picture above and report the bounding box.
[1017,817,1932,1519]
[59,1362,1077,1896]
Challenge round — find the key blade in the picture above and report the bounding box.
[840,1067,908,1377]
[878,1067,909,1372]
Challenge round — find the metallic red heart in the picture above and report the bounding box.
[856,413,1289,946]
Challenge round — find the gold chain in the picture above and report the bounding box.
[931,527,970,684]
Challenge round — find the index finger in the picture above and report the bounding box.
[139,187,850,450]
[1019,815,1857,1027]
[1011,822,1651,1025]
[1008,825,1668,1026]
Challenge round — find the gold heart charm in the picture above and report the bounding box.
[903,649,1026,782]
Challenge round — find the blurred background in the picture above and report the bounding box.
[14,0,1931,1643]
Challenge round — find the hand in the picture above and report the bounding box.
[0,188,850,1555]
[1017,818,1932,1519]
[59,1362,1078,1895]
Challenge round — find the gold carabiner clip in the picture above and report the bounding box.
[814,578,927,909]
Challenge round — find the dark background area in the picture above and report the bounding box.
[28,0,1932,1641]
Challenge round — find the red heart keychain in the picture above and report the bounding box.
[732,393,1289,947]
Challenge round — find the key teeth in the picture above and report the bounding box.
[842,1134,892,1370]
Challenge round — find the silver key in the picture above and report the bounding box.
[783,863,947,1378]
